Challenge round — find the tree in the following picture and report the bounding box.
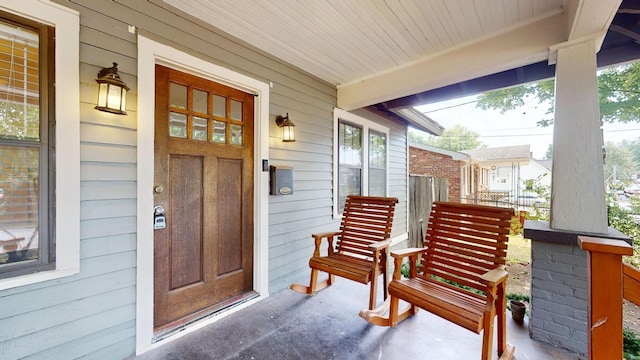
[604,141,638,184]
[544,144,553,160]
[425,124,483,151]
[476,62,640,126]
[621,139,640,167]
[408,128,431,145]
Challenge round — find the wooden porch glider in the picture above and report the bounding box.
[290,195,398,310]
[361,202,515,360]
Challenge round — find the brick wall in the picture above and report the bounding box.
[409,146,463,200]
[530,240,588,357]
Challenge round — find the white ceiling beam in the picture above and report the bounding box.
[548,0,621,65]
[337,13,567,111]
[566,0,621,48]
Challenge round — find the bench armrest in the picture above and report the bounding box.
[390,247,427,280]
[311,231,342,240]
[391,247,426,258]
[368,240,391,250]
[310,231,342,257]
[478,266,508,288]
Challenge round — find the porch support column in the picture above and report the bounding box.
[551,38,607,233]
[526,38,608,357]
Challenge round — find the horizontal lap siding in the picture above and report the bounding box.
[1,0,139,356]
[0,0,408,358]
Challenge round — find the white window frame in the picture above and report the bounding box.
[333,108,389,219]
[0,1,80,290]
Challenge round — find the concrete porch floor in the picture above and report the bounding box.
[133,279,578,360]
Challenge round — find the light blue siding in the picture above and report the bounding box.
[0,0,411,358]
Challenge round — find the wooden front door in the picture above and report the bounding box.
[153,65,255,333]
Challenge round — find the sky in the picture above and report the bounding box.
[414,94,640,159]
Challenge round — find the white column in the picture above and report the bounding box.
[550,39,608,234]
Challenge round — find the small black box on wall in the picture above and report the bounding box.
[270,165,293,195]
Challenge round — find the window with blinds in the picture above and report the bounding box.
[0,10,54,279]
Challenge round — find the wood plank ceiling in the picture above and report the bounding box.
[161,0,630,111]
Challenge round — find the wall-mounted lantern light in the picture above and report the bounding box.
[275,113,296,142]
[95,62,129,115]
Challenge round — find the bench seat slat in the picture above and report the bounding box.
[390,277,486,333]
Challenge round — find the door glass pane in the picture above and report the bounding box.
[192,116,208,141]
[169,112,187,138]
[230,100,242,121]
[193,89,208,113]
[0,146,40,266]
[169,83,187,109]
[213,95,226,117]
[230,124,242,145]
[0,20,40,141]
[213,121,226,143]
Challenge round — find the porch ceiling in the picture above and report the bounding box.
[161,0,632,111]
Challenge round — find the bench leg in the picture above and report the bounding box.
[368,274,378,310]
[481,308,496,360]
[290,268,333,295]
[496,286,507,354]
[382,267,389,301]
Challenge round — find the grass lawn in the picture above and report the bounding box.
[507,234,531,265]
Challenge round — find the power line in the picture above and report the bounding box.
[430,128,640,139]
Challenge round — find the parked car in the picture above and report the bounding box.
[500,192,545,207]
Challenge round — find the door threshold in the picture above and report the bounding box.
[153,291,259,342]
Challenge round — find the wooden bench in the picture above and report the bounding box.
[290,195,398,310]
[361,201,515,360]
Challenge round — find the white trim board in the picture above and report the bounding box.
[0,0,80,290]
[136,35,270,355]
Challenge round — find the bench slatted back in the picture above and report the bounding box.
[421,202,514,298]
[337,195,398,258]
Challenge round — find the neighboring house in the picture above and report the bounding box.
[0,1,632,359]
[409,142,468,201]
[411,143,552,205]
[462,145,531,201]
[521,159,553,190]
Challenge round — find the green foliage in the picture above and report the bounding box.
[625,328,640,360]
[408,128,431,145]
[506,293,530,303]
[476,79,554,127]
[400,260,411,279]
[424,124,483,151]
[605,141,638,183]
[520,174,551,222]
[622,139,640,168]
[607,197,640,268]
[544,144,553,160]
[509,215,523,235]
[476,62,640,127]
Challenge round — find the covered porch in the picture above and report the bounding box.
[131,278,575,360]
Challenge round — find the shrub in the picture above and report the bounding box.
[625,328,640,360]
[607,197,640,267]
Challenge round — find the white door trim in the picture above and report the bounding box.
[136,35,270,355]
